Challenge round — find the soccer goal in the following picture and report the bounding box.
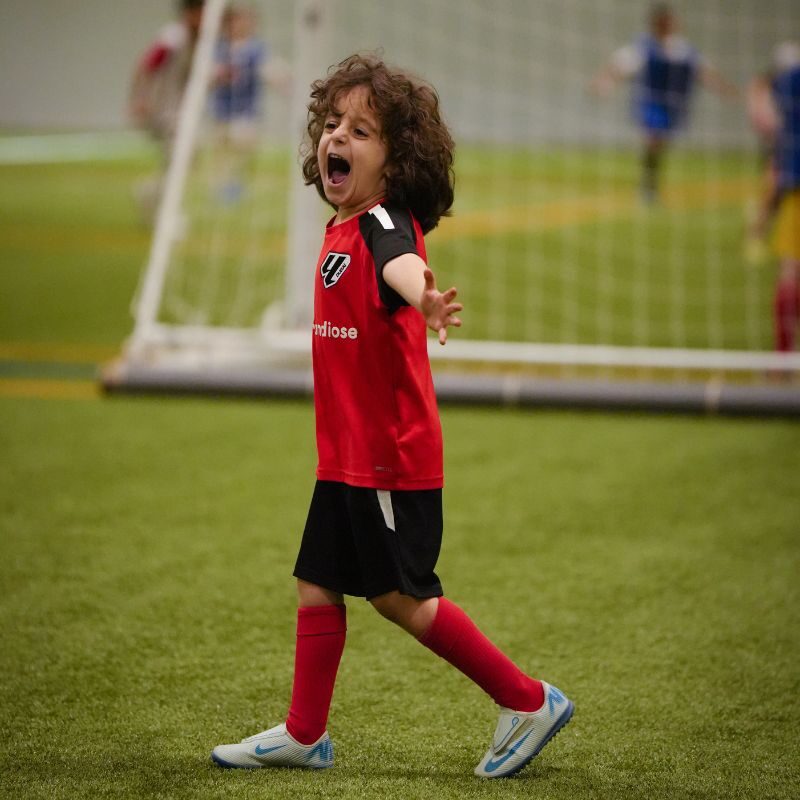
[106,0,800,414]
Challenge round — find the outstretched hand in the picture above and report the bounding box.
[420,268,463,345]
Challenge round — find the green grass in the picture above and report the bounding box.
[432,147,773,348]
[1,144,798,799]
[0,158,150,346]
[1,397,798,799]
[0,145,777,350]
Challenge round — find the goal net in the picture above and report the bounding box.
[111,0,800,411]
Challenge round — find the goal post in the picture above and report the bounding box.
[129,0,228,357]
[283,0,333,330]
[106,0,800,414]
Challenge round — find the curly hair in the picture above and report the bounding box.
[301,53,455,234]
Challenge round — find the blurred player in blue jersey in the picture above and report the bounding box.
[211,5,289,203]
[591,4,737,204]
[745,43,800,270]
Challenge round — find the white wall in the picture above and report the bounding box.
[1,0,799,147]
[0,1,180,129]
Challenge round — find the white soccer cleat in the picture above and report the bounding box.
[474,682,574,778]
[211,723,334,770]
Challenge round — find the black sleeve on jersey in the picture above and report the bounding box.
[359,204,420,314]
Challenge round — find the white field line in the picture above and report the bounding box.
[0,131,152,164]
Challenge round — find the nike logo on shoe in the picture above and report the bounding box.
[307,739,334,763]
[483,730,533,774]
[547,685,566,716]
[475,683,574,778]
[254,743,286,755]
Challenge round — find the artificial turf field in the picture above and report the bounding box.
[2,145,775,350]
[1,146,799,799]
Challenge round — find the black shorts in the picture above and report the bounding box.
[293,480,444,600]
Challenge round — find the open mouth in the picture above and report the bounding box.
[327,153,351,185]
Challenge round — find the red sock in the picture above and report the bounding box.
[774,277,799,352]
[285,604,346,745]
[419,597,544,712]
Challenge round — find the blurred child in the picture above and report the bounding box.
[744,68,781,264]
[210,5,269,203]
[591,3,737,204]
[210,53,574,779]
[128,0,205,222]
[767,46,800,353]
[744,42,800,268]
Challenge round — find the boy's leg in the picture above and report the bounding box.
[213,478,354,771]
[370,592,543,712]
[211,580,345,770]
[642,134,665,204]
[371,591,573,778]
[286,581,347,744]
[774,263,799,352]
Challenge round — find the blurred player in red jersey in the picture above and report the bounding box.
[128,0,205,222]
[211,54,573,779]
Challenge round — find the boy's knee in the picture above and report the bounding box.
[370,592,439,637]
[297,579,344,608]
[370,592,403,624]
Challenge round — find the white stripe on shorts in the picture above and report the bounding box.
[376,490,395,531]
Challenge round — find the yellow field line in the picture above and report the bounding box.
[0,175,755,402]
[0,341,119,364]
[0,378,99,400]
[0,219,284,261]
[1,177,754,258]
[0,222,149,255]
[433,176,754,242]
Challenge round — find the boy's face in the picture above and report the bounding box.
[184,7,204,37]
[653,12,675,38]
[230,10,254,40]
[317,86,389,222]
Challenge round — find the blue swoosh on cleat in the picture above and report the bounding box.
[547,686,565,716]
[307,739,333,763]
[483,730,533,773]
[254,743,286,756]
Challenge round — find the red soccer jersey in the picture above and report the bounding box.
[312,201,443,490]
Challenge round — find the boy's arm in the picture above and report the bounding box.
[590,44,639,96]
[262,54,292,96]
[590,63,625,96]
[699,63,740,100]
[128,40,174,124]
[746,74,779,139]
[383,253,463,345]
[128,60,150,124]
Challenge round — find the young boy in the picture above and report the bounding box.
[211,53,573,779]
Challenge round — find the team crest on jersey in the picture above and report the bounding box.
[320,252,351,288]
